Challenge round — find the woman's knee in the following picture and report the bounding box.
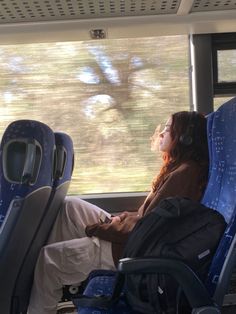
[63,196,103,225]
[63,196,87,216]
[60,196,84,223]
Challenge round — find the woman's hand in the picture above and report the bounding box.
[110,216,121,224]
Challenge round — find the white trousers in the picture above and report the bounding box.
[27,196,116,314]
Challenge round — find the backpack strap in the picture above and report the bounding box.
[156,197,182,217]
[156,197,205,218]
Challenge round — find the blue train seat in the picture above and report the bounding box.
[48,131,74,241]
[45,131,74,242]
[201,97,236,304]
[11,132,74,314]
[74,97,236,314]
[0,120,55,314]
[54,132,74,191]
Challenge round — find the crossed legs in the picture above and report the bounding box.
[28,196,115,314]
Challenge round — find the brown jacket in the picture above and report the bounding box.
[85,161,207,265]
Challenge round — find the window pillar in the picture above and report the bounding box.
[189,34,214,114]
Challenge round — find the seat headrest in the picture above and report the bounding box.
[0,120,55,227]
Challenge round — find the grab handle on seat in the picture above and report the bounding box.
[22,139,36,184]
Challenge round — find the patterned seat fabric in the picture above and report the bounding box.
[202,97,236,222]
[75,97,236,314]
[80,272,136,314]
[201,97,236,295]
[0,120,55,314]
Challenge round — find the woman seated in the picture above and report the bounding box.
[28,111,209,314]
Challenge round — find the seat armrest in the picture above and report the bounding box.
[118,257,215,309]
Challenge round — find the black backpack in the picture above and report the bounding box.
[74,197,226,314]
[121,197,226,313]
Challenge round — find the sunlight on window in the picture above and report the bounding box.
[77,67,100,84]
[82,95,114,118]
[0,36,189,194]
[218,50,236,83]
[214,97,232,110]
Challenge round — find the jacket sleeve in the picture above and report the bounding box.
[85,212,140,243]
[86,163,203,243]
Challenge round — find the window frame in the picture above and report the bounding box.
[212,33,236,96]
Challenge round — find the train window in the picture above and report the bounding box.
[0,35,189,194]
[217,49,236,83]
[214,97,232,110]
[212,33,236,96]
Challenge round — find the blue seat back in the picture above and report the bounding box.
[0,119,55,313]
[54,131,74,189]
[11,131,74,313]
[201,97,236,297]
[202,97,236,222]
[0,120,54,229]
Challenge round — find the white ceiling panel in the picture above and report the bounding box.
[0,0,235,43]
[0,0,182,23]
[191,0,236,12]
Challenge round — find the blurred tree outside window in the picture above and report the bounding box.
[0,36,189,194]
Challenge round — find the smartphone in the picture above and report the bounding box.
[99,212,112,224]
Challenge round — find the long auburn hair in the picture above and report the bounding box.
[152,111,209,192]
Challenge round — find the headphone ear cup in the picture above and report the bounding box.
[179,134,193,146]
